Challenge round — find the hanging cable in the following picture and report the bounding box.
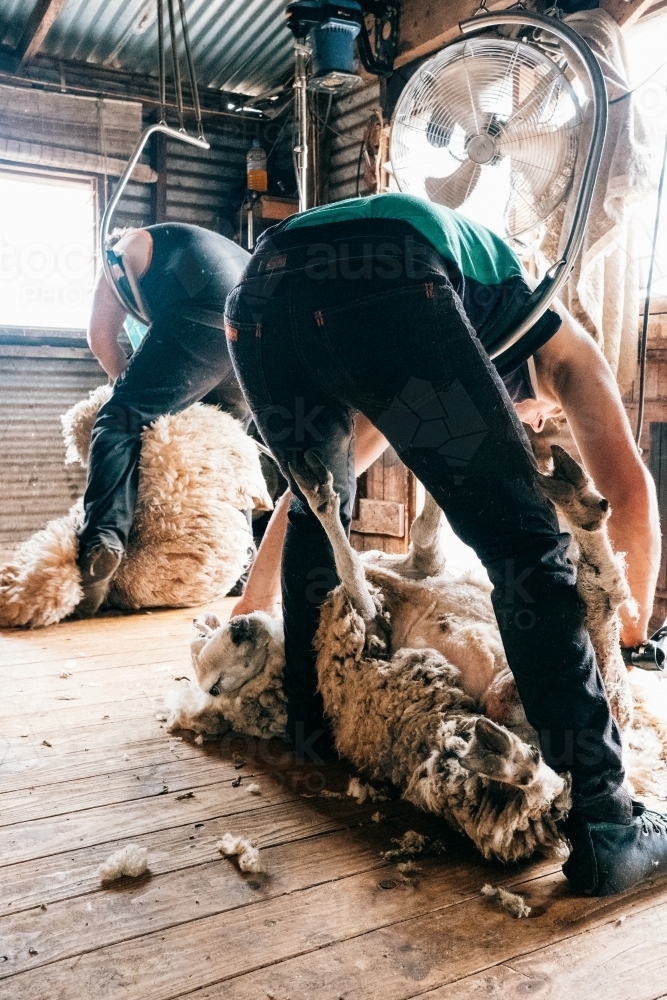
[636,121,667,447]
[167,0,185,132]
[177,0,204,140]
[157,0,166,124]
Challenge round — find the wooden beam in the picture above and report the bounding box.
[397,0,657,71]
[395,0,507,69]
[15,0,64,69]
[600,0,658,28]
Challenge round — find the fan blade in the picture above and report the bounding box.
[503,169,542,237]
[425,159,481,209]
[500,72,561,136]
[496,120,564,163]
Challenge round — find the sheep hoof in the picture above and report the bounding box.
[289,451,338,518]
[365,617,391,659]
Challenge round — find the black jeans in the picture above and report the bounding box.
[78,304,251,556]
[225,225,631,823]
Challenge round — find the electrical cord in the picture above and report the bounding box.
[636,118,667,447]
[355,133,366,197]
[609,53,667,106]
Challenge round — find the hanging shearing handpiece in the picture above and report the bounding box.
[622,623,667,671]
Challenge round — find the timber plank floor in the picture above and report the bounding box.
[2,604,667,1000]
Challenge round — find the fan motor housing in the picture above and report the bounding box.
[287,0,363,92]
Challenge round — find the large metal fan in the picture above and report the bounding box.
[388,10,607,358]
[391,34,583,239]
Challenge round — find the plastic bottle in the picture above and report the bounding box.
[246,139,268,193]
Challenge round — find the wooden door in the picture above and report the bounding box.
[350,447,417,554]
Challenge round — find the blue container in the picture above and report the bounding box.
[309,18,360,77]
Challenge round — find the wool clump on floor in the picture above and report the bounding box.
[480,883,531,919]
[217,833,263,873]
[346,776,388,804]
[381,831,429,861]
[98,844,149,884]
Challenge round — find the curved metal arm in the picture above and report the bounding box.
[100,123,210,322]
[458,10,608,361]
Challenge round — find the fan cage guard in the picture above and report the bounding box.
[390,35,583,240]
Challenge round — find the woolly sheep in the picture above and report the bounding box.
[0,386,272,627]
[168,446,667,861]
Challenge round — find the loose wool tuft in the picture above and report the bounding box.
[346,777,387,804]
[98,844,149,884]
[217,833,263,873]
[0,387,272,627]
[480,884,531,919]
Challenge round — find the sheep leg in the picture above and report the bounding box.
[289,451,377,623]
[366,490,446,579]
[406,491,446,576]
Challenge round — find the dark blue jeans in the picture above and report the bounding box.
[225,224,630,823]
[78,304,251,557]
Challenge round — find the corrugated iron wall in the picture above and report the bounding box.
[111,110,294,233]
[324,80,381,204]
[0,350,103,554]
[163,128,246,231]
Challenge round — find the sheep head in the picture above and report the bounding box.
[460,717,542,787]
[537,445,610,532]
[191,611,284,698]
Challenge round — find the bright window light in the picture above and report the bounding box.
[625,14,667,297]
[0,170,96,330]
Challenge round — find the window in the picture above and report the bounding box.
[0,169,96,330]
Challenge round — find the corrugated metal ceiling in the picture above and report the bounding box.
[0,0,294,97]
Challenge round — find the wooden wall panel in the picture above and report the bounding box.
[351,446,417,555]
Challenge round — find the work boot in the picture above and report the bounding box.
[74,543,123,617]
[563,801,667,896]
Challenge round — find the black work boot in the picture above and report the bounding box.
[563,801,667,896]
[74,543,123,617]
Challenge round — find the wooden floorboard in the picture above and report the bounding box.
[2,606,667,999]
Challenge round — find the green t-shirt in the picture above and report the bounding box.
[282,192,523,288]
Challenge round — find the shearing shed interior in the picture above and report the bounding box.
[3,0,667,998]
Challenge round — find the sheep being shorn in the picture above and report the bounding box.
[293,452,572,862]
[174,446,667,860]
